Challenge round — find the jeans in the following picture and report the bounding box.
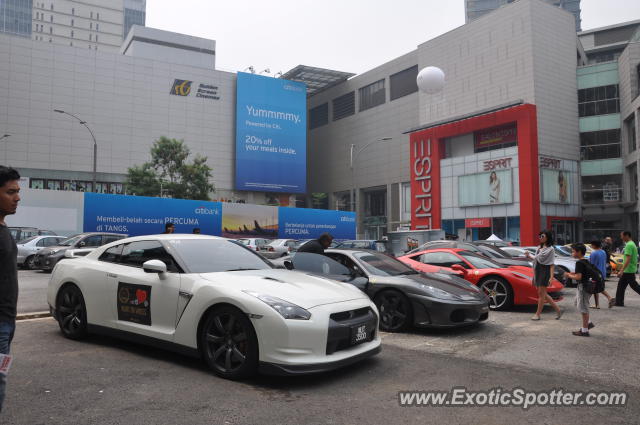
[0,320,15,413]
[615,273,640,307]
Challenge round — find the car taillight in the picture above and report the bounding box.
[268,247,275,252]
[255,246,260,251]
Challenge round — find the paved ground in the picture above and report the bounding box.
[4,280,640,424]
[17,270,51,314]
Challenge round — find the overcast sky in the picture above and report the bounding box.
[147,0,640,75]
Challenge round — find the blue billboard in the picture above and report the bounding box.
[235,72,307,193]
[83,193,222,236]
[278,208,356,240]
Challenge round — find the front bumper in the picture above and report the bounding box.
[409,294,490,328]
[259,344,381,375]
[33,253,63,270]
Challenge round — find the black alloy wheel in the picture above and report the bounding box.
[24,255,36,270]
[374,290,413,332]
[200,306,258,379]
[479,277,513,311]
[56,284,88,340]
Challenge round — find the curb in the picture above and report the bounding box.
[16,311,52,321]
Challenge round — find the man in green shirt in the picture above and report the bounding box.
[615,231,640,307]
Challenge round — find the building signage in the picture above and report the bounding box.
[465,218,491,228]
[539,156,562,169]
[483,157,512,171]
[278,208,356,239]
[475,124,517,149]
[459,169,514,206]
[235,72,307,193]
[410,137,441,230]
[170,79,220,100]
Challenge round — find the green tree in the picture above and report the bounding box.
[125,137,215,200]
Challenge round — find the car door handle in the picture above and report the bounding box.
[107,273,118,278]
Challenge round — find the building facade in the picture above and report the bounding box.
[31,0,145,52]
[465,0,581,31]
[0,0,32,37]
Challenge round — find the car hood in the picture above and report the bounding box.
[37,246,69,255]
[198,269,367,309]
[495,258,531,267]
[381,273,485,301]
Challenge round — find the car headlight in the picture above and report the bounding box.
[244,291,311,320]
[420,284,458,300]
[511,271,532,281]
[47,249,59,255]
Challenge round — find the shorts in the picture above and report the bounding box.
[575,284,590,314]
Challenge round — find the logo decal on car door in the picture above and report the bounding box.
[117,282,152,326]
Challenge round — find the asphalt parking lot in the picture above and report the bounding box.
[5,276,640,424]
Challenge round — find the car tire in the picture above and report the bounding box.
[56,284,88,340]
[24,255,36,270]
[374,290,413,332]
[479,277,513,311]
[200,305,259,380]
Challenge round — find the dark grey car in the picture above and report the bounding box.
[277,249,490,332]
[33,232,126,271]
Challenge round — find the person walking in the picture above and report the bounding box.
[525,230,562,321]
[564,243,595,337]
[602,236,613,265]
[0,166,21,412]
[614,231,640,307]
[589,240,615,309]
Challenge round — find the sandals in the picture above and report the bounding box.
[555,309,564,320]
[609,298,615,308]
[531,315,541,321]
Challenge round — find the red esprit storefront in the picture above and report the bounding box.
[409,103,575,247]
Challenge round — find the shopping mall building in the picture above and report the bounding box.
[1,0,639,245]
[306,0,640,245]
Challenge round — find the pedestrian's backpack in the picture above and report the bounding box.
[579,259,605,294]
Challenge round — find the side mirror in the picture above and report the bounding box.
[283,260,294,270]
[350,276,369,291]
[451,264,468,275]
[143,259,167,274]
[77,241,86,247]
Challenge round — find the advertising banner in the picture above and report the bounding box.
[541,169,571,204]
[278,208,356,240]
[410,137,441,231]
[235,72,307,193]
[222,203,279,239]
[458,169,514,206]
[83,193,222,236]
[474,123,517,150]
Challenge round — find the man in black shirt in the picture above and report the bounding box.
[564,243,595,337]
[297,233,334,255]
[0,166,21,412]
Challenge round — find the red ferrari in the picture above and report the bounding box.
[398,248,564,310]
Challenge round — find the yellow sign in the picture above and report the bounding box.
[171,79,192,96]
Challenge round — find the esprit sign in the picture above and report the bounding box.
[465,218,491,228]
[411,137,441,230]
[539,157,561,169]
[483,157,512,171]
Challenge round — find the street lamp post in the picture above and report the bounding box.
[349,137,392,238]
[54,110,97,192]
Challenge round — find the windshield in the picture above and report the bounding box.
[168,239,272,273]
[476,245,508,258]
[291,252,351,276]
[17,236,38,244]
[59,235,82,246]
[555,246,571,257]
[460,252,503,269]
[353,252,417,276]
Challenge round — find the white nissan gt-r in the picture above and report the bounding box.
[47,234,381,379]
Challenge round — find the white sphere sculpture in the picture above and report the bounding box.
[417,66,445,94]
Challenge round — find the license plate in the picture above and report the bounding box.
[350,322,372,345]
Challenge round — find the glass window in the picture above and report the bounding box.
[353,252,416,276]
[46,180,61,190]
[47,237,66,246]
[332,92,355,121]
[580,129,621,160]
[390,65,419,101]
[308,103,328,130]
[168,239,272,273]
[419,252,466,268]
[120,241,179,272]
[104,235,125,244]
[359,79,386,111]
[99,244,124,263]
[459,252,502,269]
[81,235,103,247]
[578,84,620,117]
[36,238,47,247]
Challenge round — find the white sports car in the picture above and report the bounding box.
[47,235,381,379]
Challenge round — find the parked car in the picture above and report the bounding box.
[473,240,516,247]
[236,238,271,253]
[17,235,68,269]
[34,232,126,271]
[10,227,56,242]
[260,239,297,259]
[47,235,381,379]
[283,250,490,331]
[334,240,389,253]
[398,248,564,311]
